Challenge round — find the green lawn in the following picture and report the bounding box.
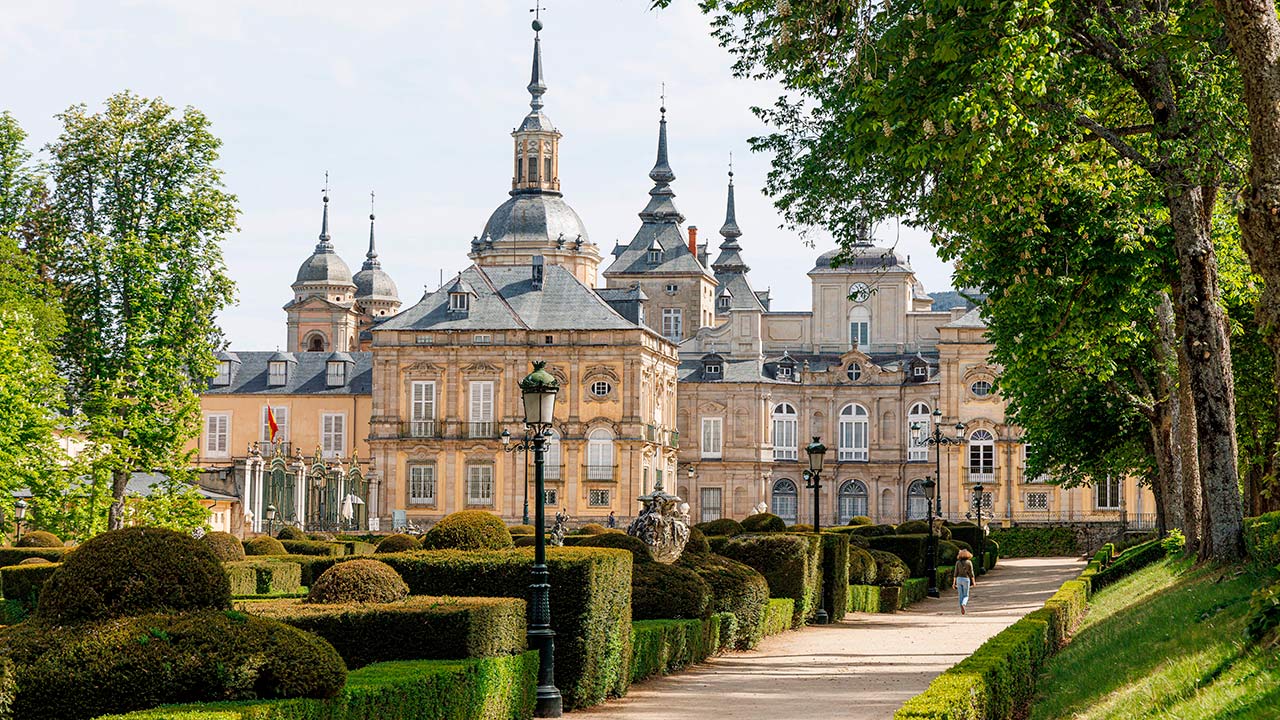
[1031,558,1280,719]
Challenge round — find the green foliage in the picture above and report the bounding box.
[631,562,712,620]
[847,524,897,537]
[225,561,301,597]
[1,562,60,611]
[868,550,909,587]
[17,556,51,565]
[95,654,540,720]
[4,610,345,720]
[16,530,62,548]
[988,527,1077,557]
[1091,540,1166,591]
[1163,529,1187,556]
[819,532,849,623]
[124,476,212,534]
[36,526,230,624]
[868,534,928,577]
[899,578,929,610]
[694,518,744,537]
[251,595,526,668]
[264,555,341,586]
[719,533,822,627]
[1245,576,1280,645]
[0,547,70,567]
[847,584,885,613]
[789,523,813,532]
[280,539,345,557]
[371,548,631,710]
[571,523,608,535]
[675,551,769,651]
[629,615,729,684]
[575,531,655,564]
[739,513,786,533]
[275,526,307,541]
[243,536,287,556]
[848,516,873,526]
[761,598,794,636]
[848,547,878,586]
[306,559,408,604]
[202,532,245,562]
[421,511,514,551]
[1244,512,1280,568]
[684,527,710,554]
[374,533,422,554]
[896,520,950,540]
[937,540,960,566]
[506,524,535,535]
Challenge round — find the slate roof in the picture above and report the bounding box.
[944,307,987,329]
[376,264,644,333]
[811,242,913,273]
[207,351,373,395]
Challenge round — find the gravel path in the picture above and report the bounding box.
[568,557,1084,720]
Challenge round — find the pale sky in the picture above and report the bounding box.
[3,0,953,350]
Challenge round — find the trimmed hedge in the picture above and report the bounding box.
[226,561,302,597]
[37,527,230,624]
[719,533,822,628]
[848,584,884,613]
[695,518,745,537]
[899,578,928,609]
[307,559,408,604]
[276,526,308,541]
[250,595,526,668]
[848,523,897,537]
[575,532,655,564]
[740,513,787,533]
[266,555,342,586]
[762,597,794,636]
[632,562,712,620]
[0,547,71,567]
[685,527,711,555]
[375,534,422,554]
[849,515,873,526]
[1244,511,1280,568]
[203,532,246,562]
[819,532,850,623]
[507,524,536,535]
[7,609,346,720]
[675,551,769,650]
[421,511,514,551]
[572,523,609,535]
[869,550,909,587]
[849,547,877,585]
[94,654,539,720]
[629,614,730,684]
[244,536,288,556]
[17,530,63,547]
[987,526,1076,557]
[372,548,631,710]
[946,522,985,555]
[869,534,929,578]
[2,561,59,608]
[897,520,951,540]
[280,539,346,557]
[1090,539,1164,591]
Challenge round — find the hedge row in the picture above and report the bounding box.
[1,562,59,608]
[279,539,346,557]
[1245,511,1280,568]
[819,532,850,623]
[249,596,526,669]
[720,534,822,628]
[629,613,733,684]
[0,547,71,567]
[93,654,539,720]
[762,598,794,637]
[1089,539,1164,592]
[868,534,928,578]
[675,551,769,650]
[986,527,1076,557]
[848,585,886,613]
[226,561,302,597]
[265,555,343,586]
[899,578,928,609]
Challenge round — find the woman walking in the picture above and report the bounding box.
[953,549,976,614]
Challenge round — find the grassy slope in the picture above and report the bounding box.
[1031,558,1280,719]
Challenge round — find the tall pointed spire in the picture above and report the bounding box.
[363,190,380,270]
[713,160,750,276]
[528,18,547,114]
[719,159,742,242]
[649,87,674,184]
[638,99,682,224]
[316,172,334,252]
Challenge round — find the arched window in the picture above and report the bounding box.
[838,404,869,461]
[907,479,930,520]
[772,403,798,460]
[305,332,326,352]
[527,155,539,183]
[849,306,871,348]
[545,429,561,480]
[968,429,995,482]
[838,480,868,524]
[907,402,931,462]
[587,429,614,480]
[772,479,798,524]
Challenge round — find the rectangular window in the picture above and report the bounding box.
[1096,476,1121,510]
[205,413,230,457]
[700,487,722,523]
[701,417,723,459]
[968,445,994,481]
[268,361,288,385]
[773,418,798,461]
[410,381,435,437]
[1026,492,1049,511]
[326,361,345,386]
[544,487,559,506]
[321,413,346,458]
[415,334,433,345]
[214,361,232,385]
[661,308,683,342]
[850,321,869,348]
[467,465,494,505]
[528,156,539,183]
[469,381,494,438]
[473,334,492,345]
[544,156,553,183]
[260,406,290,443]
[409,465,436,505]
[588,488,611,507]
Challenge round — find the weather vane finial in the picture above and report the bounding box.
[369,190,375,220]
[660,82,666,115]
[729,151,734,177]
[531,0,545,31]
[322,171,330,202]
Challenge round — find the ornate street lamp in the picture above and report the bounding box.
[14,499,28,544]
[802,436,829,625]
[501,429,534,526]
[265,504,278,537]
[970,483,988,570]
[911,410,966,598]
[518,361,562,718]
[921,476,938,597]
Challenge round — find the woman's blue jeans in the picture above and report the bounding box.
[956,576,971,608]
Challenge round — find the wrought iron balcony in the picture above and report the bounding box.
[402,420,438,438]
[586,464,616,481]
[467,421,497,439]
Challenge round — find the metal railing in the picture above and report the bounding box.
[586,464,616,481]
[1128,513,1158,530]
[255,441,292,457]
[467,422,497,439]
[403,420,438,438]
[544,464,562,481]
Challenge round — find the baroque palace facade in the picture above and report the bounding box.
[193,20,1152,535]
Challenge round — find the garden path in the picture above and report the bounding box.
[568,556,1084,720]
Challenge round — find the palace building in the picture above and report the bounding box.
[194,18,1152,536]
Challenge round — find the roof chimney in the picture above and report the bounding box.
[688,226,698,255]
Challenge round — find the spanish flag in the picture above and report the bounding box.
[266,407,280,442]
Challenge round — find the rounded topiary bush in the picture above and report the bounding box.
[952,539,974,554]
[898,520,952,540]
[847,534,871,549]
[695,518,745,537]
[244,535,288,556]
[507,524,536,535]
[937,540,961,565]
[676,551,769,650]
[684,527,710,555]
[276,526,308,541]
[740,513,787,533]
[869,549,909,587]
[849,515,873,526]
[6,609,346,720]
[572,523,608,536]
[576,531,655,564]
[850,523,897,537]
[632,562,713,620]
[789,523,814,532]
[374,533,421,554]
[849,547,878,585]
[420,510,513,551]
[18,556,52,566]
[307,559,409,604]
[35,526,230,624]
[16,530,62,548]
[202,531,246,562]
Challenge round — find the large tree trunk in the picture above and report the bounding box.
[107,469,130,530]
[1168,184,1245,561]
[1174,318,1204,553]
[1155,292,1185,532]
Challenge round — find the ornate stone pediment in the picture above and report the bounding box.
[461,361,502,375]
[698,400,728,414]
[402,360,445,376]
[586,364,620,382]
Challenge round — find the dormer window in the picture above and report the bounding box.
[648,248,663,264]
[214,361,232,386]
[704,363,722,378]
[450,292,470,312]
[777,366,793,380]
[268,361,288,386]
[913,364,928,381]
[326,361,346,386]
[718,295,731,310]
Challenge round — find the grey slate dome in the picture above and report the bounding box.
[353,208,398,303]
[812,242,911,272]
[296,251,354,285]
[480,193,590,248]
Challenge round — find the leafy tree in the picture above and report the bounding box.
[41,92,238,530]
[124,475,211,533]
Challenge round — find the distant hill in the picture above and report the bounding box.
[928,290,985,311]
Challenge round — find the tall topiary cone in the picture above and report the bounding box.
[36,526,231,624]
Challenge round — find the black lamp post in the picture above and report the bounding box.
[518,361,562,718]
[802,436,829,625]
[501,429,534,526]
[911,410,966,598]
[14,499,28,544]
[265,504,278,537]
[970,483,987,571]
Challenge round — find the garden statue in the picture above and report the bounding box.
[752,501,767,515]
[549,510,569,546]
[627,477,690,563]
